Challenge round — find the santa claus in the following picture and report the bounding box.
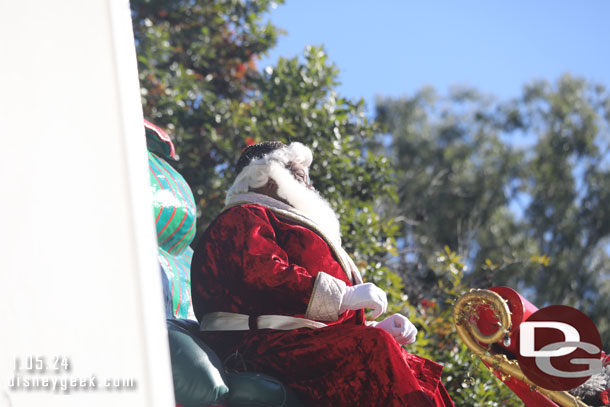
[191,141,454,406]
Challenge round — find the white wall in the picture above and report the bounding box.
[0,1,174,406]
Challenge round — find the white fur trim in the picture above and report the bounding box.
[226,142,313,204]
[227,192,295,213]
[343,253,364,285]
[267,162,342,245]
[305,272,347,321]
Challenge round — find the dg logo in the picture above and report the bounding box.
[517,305,605,391]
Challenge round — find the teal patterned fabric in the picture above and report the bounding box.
[147,127,196,319]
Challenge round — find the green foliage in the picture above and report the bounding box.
[378,77,610,345]
[132,1,403,307]
[132,0,283,229]
[404,247,522,406]
[508,76,610,317]
[376,88,525,299]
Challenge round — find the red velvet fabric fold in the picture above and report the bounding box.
[191,203,454,406]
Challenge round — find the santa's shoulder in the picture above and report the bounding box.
[217,202,273,223]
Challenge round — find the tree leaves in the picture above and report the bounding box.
[378,75,610,345]
[131,1,403,306]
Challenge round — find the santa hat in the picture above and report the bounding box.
[235,141,287,175]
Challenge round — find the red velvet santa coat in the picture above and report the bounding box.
[191,198,454,407]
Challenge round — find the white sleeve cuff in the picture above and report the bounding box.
[365,320,378,327]
[305,272,347,321]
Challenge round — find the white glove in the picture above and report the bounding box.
[373,314,418,345]
[339,283,387,319]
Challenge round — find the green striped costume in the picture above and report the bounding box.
[146,121,196,319]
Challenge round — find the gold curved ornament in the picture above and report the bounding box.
[453,289,590,407]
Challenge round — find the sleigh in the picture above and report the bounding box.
[147,120,607,406]
[453,287,609,407]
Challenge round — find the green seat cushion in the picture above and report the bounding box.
[226,372,303,407]
[167,319,229,406]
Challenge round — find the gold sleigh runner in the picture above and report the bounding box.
[453,289,597,407]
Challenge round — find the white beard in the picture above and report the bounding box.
[267,163,342,244]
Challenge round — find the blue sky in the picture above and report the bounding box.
[260,0,610,114]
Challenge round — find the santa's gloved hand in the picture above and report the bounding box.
[339,283,387,319]
[373,314,418,345]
